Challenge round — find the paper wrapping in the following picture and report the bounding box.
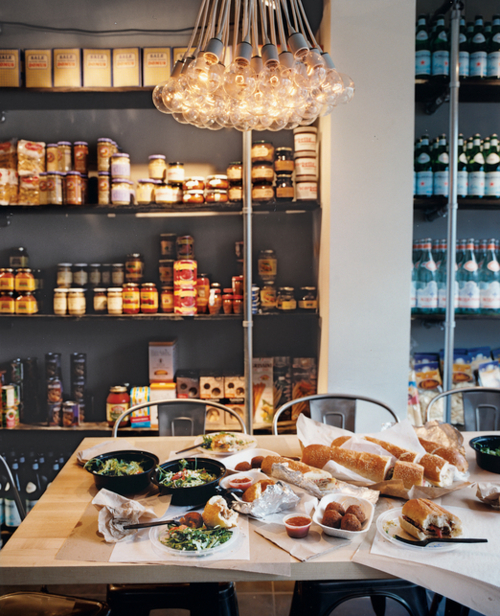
[476,482,500,510]
[77,439,139,465]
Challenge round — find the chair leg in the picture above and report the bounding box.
[444,599,470,616]
[371,594,387,616]
[429,593,444,616]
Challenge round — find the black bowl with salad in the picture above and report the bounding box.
[153,457,226,506]
[469,436,500,474]
[84,450,159,495]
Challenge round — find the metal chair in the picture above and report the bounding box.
[272,393,400,435]
[112,398,247,437]
[425,386,500,430]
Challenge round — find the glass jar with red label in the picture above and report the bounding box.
[176,235,195,259]
[0,268,14,291]
[173,259,198,287]
[141,283,158,314]
[222,291,233,314]
[161,286,174,313]
[106,385,130,427]
[258,249,277,283]
[15,291,38,314]
[125,253,144,283]
[122,283,140,314]
[196,273,210,313]
[0,292,15,314]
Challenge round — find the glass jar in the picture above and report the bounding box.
[293,126,317,154]
[160,233,177,258]
[111,179,132,206]
[167,162,185,183]
[106,385,130,427]
[148,155,167,180]
[277,286,297,311]
[0,268,15,291]
[233,294,243,314]
[141,283,158,314]
[196,274,210,313]
[252,183,274,202]
[46,143,58,172]
[65,171,82,206]
[15,291,38,314]
[205,189,228,204]
[39,172,48,205]
[295,155,318,182]
[228,183,242,201]
[111,153,131,180]
[183,190,204,205]
[251,162,274,183]
[155,182,183,204]
[206,175,229,190]
[176,235,195,259]
[68,288,86,316]
[159,259,174,284]
[81,174,88,205]
[227,161,243,182]
[136,179,158,204]
[97,138,114,172]
[183,177,205,191]
[122,283,140,314]
[88,263,101,288]
[111,263,125,286]
[222,292,233,314]
[173,287,197,315]
[101,263,112,287]
[232,275,244,296]
[56,263,72,288]
[295,181,318,201]
[73,141,88,174]
[125,253,144,283]
[72,263,88,288]
[260,282,277,312]
[93,288,107,313]
[276,174,295,201]
[107,287,123,315]
[275,147,294,174]
[251,141,274,163]
[53,288,69,315]
[9,247,29,268]
[57,141,72,173]
[299,286,318,311]
[208,285,222,315]
[0,291,15,314]
[173,259,197,287]
[46,171,63,205]
[258,249,277,283]
[15,268,35,292]
[160,286,174,313]
[98,172,110,206]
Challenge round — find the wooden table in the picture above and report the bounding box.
[0,433,497,590]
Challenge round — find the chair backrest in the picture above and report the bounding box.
[426,386,500,430]
[272,393,399,435]
[0,455,26,521]
[112,398,247,437]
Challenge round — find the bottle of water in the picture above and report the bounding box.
[459,17,470,78]
[432,15,450,77]
[480,238,500,314]
[469,15,488,78]
[415,136,433,197]
[468,134,485,198]
[457,238,480,314]
[485,133,500,198]
[415,14,431,78]
[487,14,500,78]
[416,238,438,313]
[433,134,449,197]
[457,134,468,197]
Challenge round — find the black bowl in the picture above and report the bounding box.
[152,457,226,506]
[469,436,500,474]
[84,450,160,495]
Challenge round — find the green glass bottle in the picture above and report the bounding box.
[457,238,480,314]
[431,15,449,77]
[415,14,431,77]
[487,14,500,77]
[432,134,449,196]
[485,133,500,198]
[457,133,468,197]
[479,239,500,314]
[416,238,438,313]
[459,17,470,78]
[470,15,487,77]
[415,136,433,197]
[467,134,485,197]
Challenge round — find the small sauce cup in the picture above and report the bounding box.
[228,476,254,491]
[283,513,312,538]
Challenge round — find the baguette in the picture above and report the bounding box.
[419,453,454,487]
[392,460,425,490]
[330,435,352,447]
[364,436,419,461]
[400,498,463,540]
[418,438,468,473]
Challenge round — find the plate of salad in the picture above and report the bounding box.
[193,432,257,456]
[149,521,239,557]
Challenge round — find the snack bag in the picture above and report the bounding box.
[407,368,422,426]
[0,139,17,169]
[478,361,500,387]
[17,139,45,177]
[18,175,39,206]
[415,361,442,422]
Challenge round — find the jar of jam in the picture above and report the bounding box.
[15,268,35,292]
[251,162,274,183]
[39,173,48,205]
[176,235,194,259]
[232,275,244,296]
[107,287,123,315]
[53,288,69,315]
[276,174,294,201]
[196,274,210,313]
[98,172,110,206]
[205,189,228,204]
[233,294,243,314]
[57,141,72,173]
[252,183,274,202]
[293,126,317,155]
[122,283,140,314]
[0,268,15,291]
[208,284,222,315]
[206,175,229,190]
[72,263,88,288]
[106,385,130,427]
[125,253,144,283]
[97,138,114,172]
[296,181,318,201]
[299,286,318,311]
[68,288,86,316]
[222,292,233,314]
[0,291,15,314]
[93,288,107,313]
[73,141,88,174]
[65,171,82,206]
[111,153,131,180]
[111,263,125,286]
[148,155,167,180]
[251,141,274,163]
[167,162,185,183]
[228,183,242,201]
[160,285,174,313]
[277,286,296,311]
[88,263,101,288]
[15,291,38,314]
[160,233,177,258]
[275,147,294,174]
[260,282,277,312]
[159,259,174,284]
[155,182,183,204]
[136,179,157,204]
[183,190,204,205]
[183,177,205,191]
[258,249,277,283]
[111,179,133,206]
[227,161,243,182]
[46,143,58,172]
[46,171,63,205]
[140,283,158,314]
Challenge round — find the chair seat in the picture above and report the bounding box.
[0,592,110,616]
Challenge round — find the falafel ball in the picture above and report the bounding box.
[345,504,366,524]
[325,501,346,516]
[235,461,252,472]
[251,456,264,468]
[322,509,343,528]
[340,513,362,532]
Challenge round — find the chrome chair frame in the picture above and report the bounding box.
[425,386,500,430]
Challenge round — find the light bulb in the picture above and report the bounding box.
[336,73,355,104]
[162,78,185,113]
[321,67,344,105]
[172,111,189,124]
[152,82,171,113]
[223,62,257,100]
[293,58,326,90]
[256,65,283,96]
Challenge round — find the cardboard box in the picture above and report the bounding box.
[25,49,52,87]
[149,340,177,383]
[0,50,21,87]
[83,49,112,87]
[53,48,82,87]
[176,369,200,399]
[224,402,245,428]
[149,382,176,430]
[172,47,195,64]
[199,373,224,400]
[130,385,150,428]
[224,375,245,399]
[113,48,141,87]
[291,357,317,421]
[142,47,170,87]
[252,358,274,426]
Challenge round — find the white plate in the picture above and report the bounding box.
[219,470,268,490]
[193,432,257,456]
[313,494,374,539]
[149,523,239,557]
[223,448,281,472]
[376,507,463,552]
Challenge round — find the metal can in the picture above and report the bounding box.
[122,283,140,314]
[70,352,87,380]
[173,259,198,287]
[45,353,62,379]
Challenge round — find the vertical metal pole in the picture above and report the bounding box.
[243,130,253,434]
[443,3,460,422]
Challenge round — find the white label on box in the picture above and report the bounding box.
[56,53,77,69]
[146,52,168,67]
[27,54,49,70]
[116,53,136,68]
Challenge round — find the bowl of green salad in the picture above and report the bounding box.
[84,450,159,495]
[469,436,500,474]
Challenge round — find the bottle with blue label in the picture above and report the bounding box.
[411,241,418,313]
[487,14,500,78]
[457,134,468,197]
[437,241,458,313]
[25,459,44,513]
[4,459,23,528]
[480,239,500,314]
[433,134,449,196]
[469,15,487,78]
[486,134,500,198]
[416,238,438,313]
[457,238,480,314]
[415,136,433,196]
[467,134,485,197]
[415,14,431,77]
[459,17,470,78]
[431,15,449,77]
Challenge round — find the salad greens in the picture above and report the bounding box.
[161,524,233,551]
[201,432,248,452]
[157,458,217,488]
[84,457,148,476]
[477,443,500,457]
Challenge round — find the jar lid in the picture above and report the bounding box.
[74,141,88,146]
[293,126,318,134]
[184,176,205,182]
[98,137,114,143]
[58,141,72,146]
[112,263,124,267]
[206,189,227,194]
[252,161,273,166]
[57,263,72,267]
[108,287,123,292]
[112,179,133,184]
[185,190,204,195]
[160,232,177,237]
[233,294,243,299]
[301,286,317,291]
[111,152,130,158]
[93,288,106,292]
[74,263,88,267]
[169,162,184,166]
[207,174,228,180]
[211,282,222,288]
[109,385,128,393]
[123,283,139,288]
[228,161,242,166]
[279,286,295,291]
[149,154,166,160]
[276,147,293,152]
[222,294,233,299]
[166,181,183,187]
[223,288,233,294]
[159,258,175,263]
[141,283,156,288]
[138,178,160,184]
[98,171,110,176]
[66,171,81,176]
[276,173,293,178]
[161,285,174,290]
[0,267,14,272]
[253,140,272,145]
[89,263,101,267]
[39,171,47,176]
[259,249,275,255]
[47,143,58,148]
[54,288,70,293]
[69,288,86,292]
[127,253,142,258]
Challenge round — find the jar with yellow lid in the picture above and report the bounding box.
[167,162,185,183]
[136,179,158,205]
[111,153,131,180]
[53,288,69,315]
[107,288,123,315]
[111,179,133,206]
[68,288,86,316]
[227,161,242,182]
[251,141,274,163]
[93,288,107,313]
[141,283,158,314]
[15,291,38,314]
[0,268,15,291]
[57,141,72,173]
[122,283,140,314]
[46,143,58,172]
[148,155,167,180]
[15,268,35,292]
[0,291,15,314]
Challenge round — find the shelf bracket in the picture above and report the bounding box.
[0,212,11,227]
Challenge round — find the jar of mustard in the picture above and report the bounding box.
[148,155,167,180]
[15,291,38,314]
[0,268,14,291]
[97,138,114,172]
[93,288,107,313]
[68,288,86,316]
[15,268,35,292]
[141,283,158,314]
[53,288,69,315]
[107,287,123,315]
[88,264,101,288]
[111,153,131,180]
[122,283,140,314]
[56,263,72,288]
[72,263,88,288]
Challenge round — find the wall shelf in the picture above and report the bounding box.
[0,312,319,322]
[415,77,500,105]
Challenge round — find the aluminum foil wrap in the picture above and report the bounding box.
[476,482,500,510]
[231,480,300,518]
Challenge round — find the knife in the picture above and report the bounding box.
[395,535,488,547]
[122,504,203,530]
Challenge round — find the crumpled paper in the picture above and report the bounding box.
[92,488,159,542]
[77,440,139,465]
[476,482,500,510]
[414,420,466,456]
[232,481,300,518]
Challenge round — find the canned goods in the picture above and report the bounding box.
[174,288,197,315]
[176,235,194,259]
[140,283,158,314]
[173,259,198,287]
[125,253,144,283]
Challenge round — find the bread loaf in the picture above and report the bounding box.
[241,479,275,502]
[261,455,331,482]
[392,460,425,489]
[202,495,239,528]
[418,438,468,473]
[302,444,391,483]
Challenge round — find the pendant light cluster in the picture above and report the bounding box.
[153,0,354,131]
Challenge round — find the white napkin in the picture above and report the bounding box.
[77,440,139,465]
[92,488,159,543]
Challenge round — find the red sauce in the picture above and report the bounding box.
[285,516,311,527]
[229,476,253,489]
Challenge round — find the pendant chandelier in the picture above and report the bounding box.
[152,0,354,131]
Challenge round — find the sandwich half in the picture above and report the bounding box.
[400,498,463,540]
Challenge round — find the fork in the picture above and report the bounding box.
[395,535,488,547]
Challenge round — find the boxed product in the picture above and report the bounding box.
[130,385,151,428]
[291,357,317,421]
[224,402,245,428]
[176,369,200,399]
[0,50,21,87]
[252,357,274,425]
[82,49,112,87]
[149,382,176,430]
[172,47,195,64]
[25,49,52,87]
[224,374,245,399]
[273,356,292,415]
[0,139,17,169]
[113,48,141,87]
[142,47,171,86]
[149,339,177,383]
[53,48,82,87]
[199,372,224,399]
